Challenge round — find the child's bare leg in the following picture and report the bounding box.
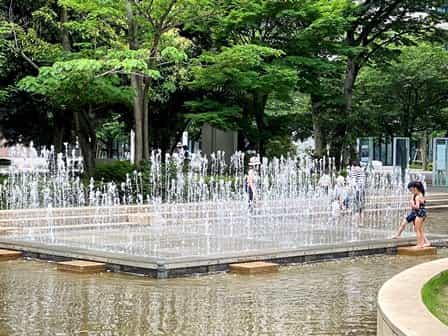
[421,219,430,246]
[423,235,430,247]
[393,219,407,239]
[415,227,422,247]
[415,218,424,247]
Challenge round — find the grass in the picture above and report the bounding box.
[422,270,448,326]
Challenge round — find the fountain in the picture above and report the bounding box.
[0,143,418,277]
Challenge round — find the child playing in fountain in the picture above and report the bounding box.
[334,175,350,213]
[319,171,331,195]
[245,156,260,207]
[331,197,341,218]
[393,181,430,247]
[349,160,366,219]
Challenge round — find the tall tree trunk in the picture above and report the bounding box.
[338,57,360,166]
[79,107,97,176]
[60,6,71,52]
[127,1,144,164]
[53,6,70,153]
[311,96,323,157]
[73,107,97,176]
[52,110,67,153]
[142,32,161,160]
[253,92,268,155]
[78,135,96,177]
[107,140,114,159]
[53,123,65,153]
[143,94,150,160]
[421,130,428,171]
[131,75,144,164]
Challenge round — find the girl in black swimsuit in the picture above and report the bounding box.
[393,181,429,247]
[412,181,429,248]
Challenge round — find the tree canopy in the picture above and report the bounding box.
[1,0,448,172]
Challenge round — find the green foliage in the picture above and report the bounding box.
[94,160,135,184]
[190,44,294,94]
[17,58,137,109]
[265,136,296,159]
[60,0,127,49]
[185,99,242,131]
[97,113,127,145]
[2,0,448,162]
[409,162,433,171]
[0,159,11,166]
[355,43,448,138]
[187,43,298,150]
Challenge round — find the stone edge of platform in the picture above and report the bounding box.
[1,237,446,278]
[377,258,448,336]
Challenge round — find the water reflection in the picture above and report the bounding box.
[0,250,447,336]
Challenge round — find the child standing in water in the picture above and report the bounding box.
[393,181,430,247]
[245,156,260,207]
[349,160,366,220]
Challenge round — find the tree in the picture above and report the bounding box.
[355,43,448,169]
[187,44,298,154]
[337,0,448,163]
[279,0,350,157]
[126,0,201,162]
[183,0,351,157]
[96,113,128,159]
[0,1,68,146]
[2,0,448,170]
[18,59,136,174]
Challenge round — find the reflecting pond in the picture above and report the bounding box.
[0,249,447,336]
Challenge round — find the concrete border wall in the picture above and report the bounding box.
[377,258,448,336]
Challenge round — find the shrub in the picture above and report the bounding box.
[265,136,296,159]
[93,160,136,184]
[0,159,11,166]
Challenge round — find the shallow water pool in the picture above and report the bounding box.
[0,249,447,336]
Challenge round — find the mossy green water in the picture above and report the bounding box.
[422,270,448,326]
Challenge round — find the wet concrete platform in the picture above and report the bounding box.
[0,235,446,278]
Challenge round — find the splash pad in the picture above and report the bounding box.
[0,144,423,277]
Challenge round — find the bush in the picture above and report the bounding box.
[339,169,348,178]
[93,160,136,184]
[265,136,296,159]
[0,159,11,166]
[410,162,433,171]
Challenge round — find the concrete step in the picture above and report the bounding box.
[57,260,106,273]
[0,213,130,226]
[0,249,22,261]
[4,221,139,233]
[229,261,279,274]
[397,246,437,256]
